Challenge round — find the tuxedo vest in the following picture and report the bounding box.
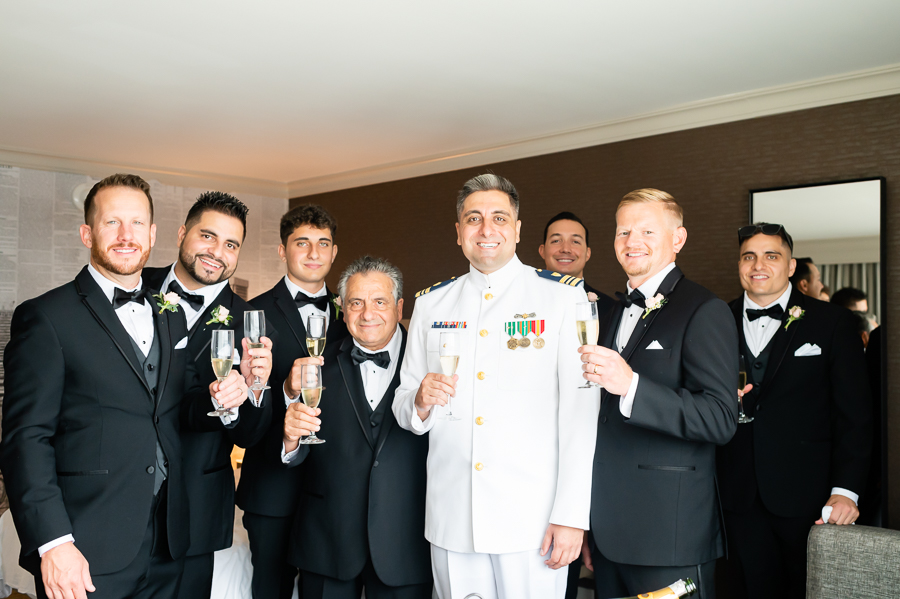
[349,375,393,446]
[127,331,167,494]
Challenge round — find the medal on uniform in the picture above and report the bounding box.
[505,322,518,350]
[516,321,531,348]
[532,320,546,349]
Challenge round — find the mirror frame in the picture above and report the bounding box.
[748,176,887,526]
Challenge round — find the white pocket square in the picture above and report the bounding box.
[174,336,188,350]
[646,340,664,350]
[794,343,821,357]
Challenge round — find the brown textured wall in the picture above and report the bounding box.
[292,94,900,526]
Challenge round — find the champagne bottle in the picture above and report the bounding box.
[620,578,697,599]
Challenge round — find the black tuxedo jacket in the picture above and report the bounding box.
[717,289,872,519]
[237,278,348,517]
[286,329,431,586]
[0,267,197,575]
[590,267,738,567]
[143,266,272,555]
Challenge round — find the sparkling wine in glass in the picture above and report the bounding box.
[298,363,325,444]
[306,314,326,357]
[438,331,461,421]
[244,310,270,391]
[738,354,754,423]
[576,301,601,389]
[208,329,237,417]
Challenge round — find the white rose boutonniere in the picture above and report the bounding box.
[586,291,599,303]
[206,305,233,326]
[642,293,668,319]
[154,291,181,314]
[784,305,804,330]
[331,295,342,319]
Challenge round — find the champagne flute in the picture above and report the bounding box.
[306,314,326,357]
[438,331,461,421]
[738,354,754,424]
[208,329,237,417]
[298,363,325,444]
[244,310,270,391]
[576,301,601,389]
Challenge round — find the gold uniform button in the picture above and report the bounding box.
[475,417,485,425]
[475,462,484,471]
[480,329,488,337]
[477,371,485,380]
[484,293,493,300]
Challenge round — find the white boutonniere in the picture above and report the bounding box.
[154,291,181,315]
[206,305,232,326]
[586,292,598,302]
[642,293,668,319]
[784,305,804,330]
[331,295,342,319]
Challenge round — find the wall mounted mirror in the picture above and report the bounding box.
[750,176,886,525]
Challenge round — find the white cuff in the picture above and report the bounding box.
[38,535,74,557]
[211,397,239,424]
[618,373,640,419]
[248,387,264,408]
[831,487,859,505]
[410,406,435,433]
[281,442,301,464]
[284,383,299,408]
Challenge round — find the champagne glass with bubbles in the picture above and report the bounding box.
[208,329,236,417]
[244,310,270,391]
[576,301,601,388]
[298,363,325,444]
[307,315,326,357]
[438,331,461,421]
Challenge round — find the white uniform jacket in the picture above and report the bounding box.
[393,255,601,554]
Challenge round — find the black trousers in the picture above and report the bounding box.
[301,557,432,599]
[35,485,184,599]
[723,494,816,599]
[565,555,583,599]
[590,535,715,599]
[176,552,214,599]
[243,511,298,599]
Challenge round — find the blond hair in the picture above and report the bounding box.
[617,188,683,227]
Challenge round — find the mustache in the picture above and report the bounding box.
[107,242,143,251]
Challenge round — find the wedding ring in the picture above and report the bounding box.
[592,364,599,375]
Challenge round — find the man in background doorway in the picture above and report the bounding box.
[788,257,825,300]
[831,287,868,313]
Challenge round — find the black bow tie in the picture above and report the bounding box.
[350,345,390,369]
[167,280,205,311]
[112,287,148,310]
[616,289,646,309]
[295,292,330,313]
[746,304,785,322]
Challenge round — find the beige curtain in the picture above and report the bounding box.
[820,262,881,324]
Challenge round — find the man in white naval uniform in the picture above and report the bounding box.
[393,174,601,599]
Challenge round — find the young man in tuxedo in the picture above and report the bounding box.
[238,204,349,599]
[0,174,250,599]
[579,188,738,599]
[717,223,871,599]
[282,256,432,599]
[539,211,616,325]
[142,191,274,599]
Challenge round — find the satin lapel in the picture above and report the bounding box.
[601,302,624,350]
[154,308,174,408]
[75,268,150,395]
[373,327,407,459]
[189,286,234,363]
[620,267,685,363]
[336,337,375,450]
[273,280,309,353]
[325,287,343,343]
[759,288,805,394]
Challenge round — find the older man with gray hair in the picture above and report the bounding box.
[282,256,433,599]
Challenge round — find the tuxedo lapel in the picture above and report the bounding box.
[730,297,746,351]
[758,288,805,394]
[75,268,150,395]
[620,267,685,363]
[189,285,234,363]
[601,302,624,350]
[273,279,309,352]
[154,308,173,408]
[337,337,376,450]
[325,288,342,343]
[373,327,407,459]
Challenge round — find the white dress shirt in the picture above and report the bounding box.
[39,265,157,557]
[615,262,677,418]
[741,283,857,506]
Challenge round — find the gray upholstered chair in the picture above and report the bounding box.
[807,523,900,597]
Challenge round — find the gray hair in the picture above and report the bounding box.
[338,255,403,303]
[456,173,520,219]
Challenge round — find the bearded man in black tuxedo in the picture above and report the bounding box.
[579,188,738,599]
[143,191,274,599]
[717,223,871,599]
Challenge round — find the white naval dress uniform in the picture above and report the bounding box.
[392,255,601,599]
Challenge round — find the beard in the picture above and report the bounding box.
[91,242,150,277]
[179,247,235,286]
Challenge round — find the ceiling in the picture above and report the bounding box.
[2,1,900,198]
